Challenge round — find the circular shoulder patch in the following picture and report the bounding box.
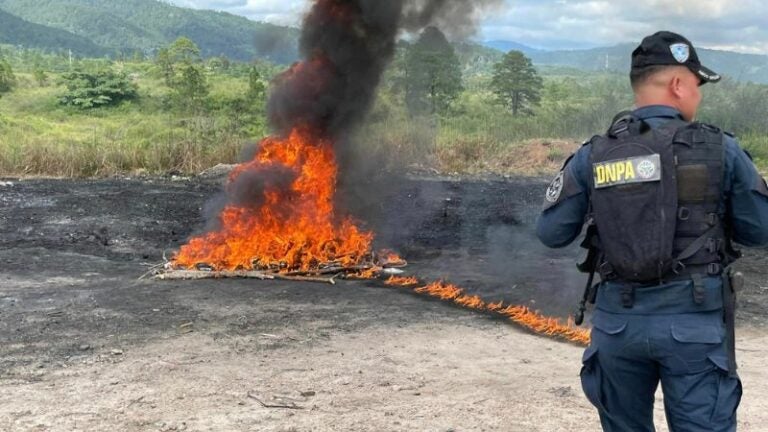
[546,171,564,203]
[636,159,656,179]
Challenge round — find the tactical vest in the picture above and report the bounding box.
[588,115,735,286]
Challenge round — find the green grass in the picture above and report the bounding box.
[0,65,767,178]
[0,70,265,177]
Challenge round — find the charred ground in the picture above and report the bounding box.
[1,175,767,382]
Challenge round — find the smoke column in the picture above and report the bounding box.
[175,0,503,271]
[204,0,504,236]
[269,0,503,138]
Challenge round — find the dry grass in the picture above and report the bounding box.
[0,115,247,177]
[352,116,581,177]
[434,138,579,176]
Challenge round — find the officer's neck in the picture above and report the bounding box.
[634,95,691,121]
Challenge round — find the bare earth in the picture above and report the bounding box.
[4,301,768,432]
[1,177,767,432]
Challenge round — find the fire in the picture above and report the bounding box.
[173,126,374,272]
[408,281,590,345]
[168,0,589,347]
[169,124,588,346]
[379,250,407,268]
[496,305,590,345]
[348,267,379,279]
[385,276,420,286]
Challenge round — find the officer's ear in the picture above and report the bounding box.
[669,74,685,99]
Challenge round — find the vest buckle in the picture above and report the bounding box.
[673,261,686,275]
[599,262,615,278]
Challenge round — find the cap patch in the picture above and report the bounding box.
[670,43,690,63]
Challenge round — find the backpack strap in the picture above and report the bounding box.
[607,112,651,139]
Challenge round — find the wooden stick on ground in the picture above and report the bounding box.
[283,265,373,277]
[153,270,275,281]
[152,270,337,284]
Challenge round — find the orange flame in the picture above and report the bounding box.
[348,267,379,279]
[173,126,373,272]
[379,249,407,268]
[385,276,420,286]
[410,281,590,345]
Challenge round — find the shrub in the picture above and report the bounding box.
[58,70,138,109]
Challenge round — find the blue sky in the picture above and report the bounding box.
[169,0,768,54]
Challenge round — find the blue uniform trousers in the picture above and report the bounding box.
[581,309,741,431]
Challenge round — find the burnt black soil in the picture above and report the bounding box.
[1,176,767,376]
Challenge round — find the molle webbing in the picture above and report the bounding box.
[672,123,726,273]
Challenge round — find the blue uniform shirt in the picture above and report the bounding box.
[536,105,768,314]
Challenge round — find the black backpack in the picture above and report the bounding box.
[589,115,680,282]
[588,115,730,283]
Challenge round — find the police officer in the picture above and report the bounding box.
[536,31,768,431]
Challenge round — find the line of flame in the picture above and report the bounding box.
[385,276,591,345]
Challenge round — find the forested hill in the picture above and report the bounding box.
[0,8,106,56]
[0,0,298,62]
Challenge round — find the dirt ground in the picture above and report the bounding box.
[1,176,768,432]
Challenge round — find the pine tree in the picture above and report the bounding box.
[405,27,464,116]
[490,50,543,116]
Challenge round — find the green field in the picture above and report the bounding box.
[0,47,766,178]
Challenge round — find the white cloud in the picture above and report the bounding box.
[168,0,768,54]
[480,0,768,53]
[172,0,308,25]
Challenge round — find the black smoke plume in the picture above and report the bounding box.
[204,0,504,234]
[268,0,503,138]
[229,0,503,237]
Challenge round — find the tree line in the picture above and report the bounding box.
[391,26,544,118]
[0,28,767,174]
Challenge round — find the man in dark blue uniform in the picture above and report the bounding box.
[536,31,768,431]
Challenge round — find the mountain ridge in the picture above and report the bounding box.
[0,0,298,62]
[0,8,107,56]
[481,40,768,83]
[0,0,766,84]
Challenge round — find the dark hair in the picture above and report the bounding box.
[630,65,674,89]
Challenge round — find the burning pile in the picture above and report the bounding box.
[168,126,404,279]
[166,0,410,277]
[164,0,509,275]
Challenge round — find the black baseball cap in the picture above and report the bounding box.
[631,31,721,84]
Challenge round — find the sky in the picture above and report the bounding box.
[169,0,768,54]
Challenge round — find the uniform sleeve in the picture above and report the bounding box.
[536,144,591,248]
[724,137,768,247]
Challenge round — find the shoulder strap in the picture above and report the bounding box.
[606,112,651,139]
